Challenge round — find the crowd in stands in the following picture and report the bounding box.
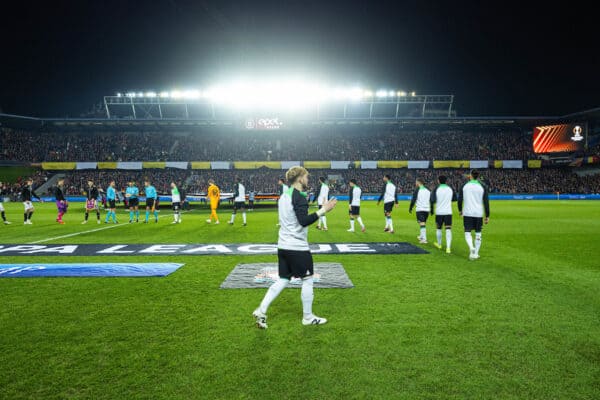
[1,127,542,162]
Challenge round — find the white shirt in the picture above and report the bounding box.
[433,184,453,216]
[350,186,361,206]
[317,183,329,205]
[411,186,431,212]
[382,181,397,204]
[235,183,246,202]
[460,180,489,218]
[278,188,311,251]
[171,187,181,203]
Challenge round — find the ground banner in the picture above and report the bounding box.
[502,160,523,169]
[330,161,350,169]
[211,161,230,170]
[527,160,542,168]
[470,160,489,169]
[190,162,211,169]
[76,162,97,170]
[117,162,142,170]
[304,161,331,168]
[433,160,469,168]
[360,161,378,169]
[0,263,184,278]
[281,161,300,170]
[41,162,76,170]
[97,162,118,169]
[166,161,189,169]
[142,162,166,169]
[221,263,354,289]
[377,161,408,168]
[0,243,428,256]
[408,161,429,169]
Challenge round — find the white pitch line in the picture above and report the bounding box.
[28,211,190,244]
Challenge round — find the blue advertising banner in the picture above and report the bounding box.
[0,263,184,278]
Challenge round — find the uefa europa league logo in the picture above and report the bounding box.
[571,125,584,142]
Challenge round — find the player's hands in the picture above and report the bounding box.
[484,217,489,224]
[408,209,412,214]
[321,197,337,212]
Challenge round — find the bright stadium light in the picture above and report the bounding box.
[126,92,136,98]
[411,91,417,96]
[388,91,396,97]
[363,90,373,97]
[376,90,388,98]
[398,91,406,97]
[145,92,157,98]
[159,91,170,98]
[116,92,122,97]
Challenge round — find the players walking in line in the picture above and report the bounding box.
[347,179,365,232]
[314,176,330,231]
[206,179,220,224]
[409,178,431,244]
[229,177,247,226]
[21,178,41,225]
[144,180,159,223]
[458,170,490,260]
[104,180,118,224]
[253,166,337,329]
[171,181,182,224]
[0,182,11,225]
[431,175,456,253]
[126,181,140,223]
[83,180,101,224]
[377,174,398,233]
[54,178,68,224]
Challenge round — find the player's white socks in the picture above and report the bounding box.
[230,214,236,223]
[301,277,314,318]
[436,229,443,245]
[388,218,394,231]
[420,226,426,240]
[357,216,364,229]
[242,212,246,224]
[464,232,474,251]
[384,217,389,229]
[349,219,355,230]
[475,232,482,254]
[322,216,327,229]
[446,229,452,249]
[259,278,288,314]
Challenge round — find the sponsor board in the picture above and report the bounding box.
[220,263,354,289]
[0,242,428,256]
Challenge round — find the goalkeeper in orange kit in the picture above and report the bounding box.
[206,179,220,224]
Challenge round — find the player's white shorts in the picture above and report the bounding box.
[23,201,34,211]
[0,202,4,212]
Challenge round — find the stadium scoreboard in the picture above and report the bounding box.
[533,123,586,153]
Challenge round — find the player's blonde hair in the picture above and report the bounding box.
[286,166,308,184]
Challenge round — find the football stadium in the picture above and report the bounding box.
[1,3,599,399]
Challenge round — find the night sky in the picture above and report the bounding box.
[1,1,598,118]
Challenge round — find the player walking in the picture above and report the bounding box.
[54,178,68,224]
[314,177,329,231]
[458,170,490,260]
[253,166,337,329]
[409,178,431,244]
[0,182,11,224]
[21,178,41,225]
[377,174,398,233]
[206,179,220,224]
[171,182,182,224]
[228,177,247,226]
[431,175,456,253]
[347,179,365,232]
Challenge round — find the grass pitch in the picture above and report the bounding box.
[0,200,599,399]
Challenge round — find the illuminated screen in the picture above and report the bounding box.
[533,123,585,153]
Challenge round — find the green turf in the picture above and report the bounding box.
[0,201,599,399]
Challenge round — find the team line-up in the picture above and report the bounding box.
[1,170,490,260]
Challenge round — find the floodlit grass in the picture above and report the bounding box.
[0,200,599,399]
